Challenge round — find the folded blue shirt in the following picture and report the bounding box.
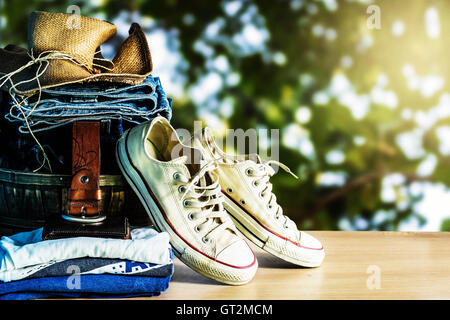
[0,274,172,300]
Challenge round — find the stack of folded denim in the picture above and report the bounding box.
[0,227,174,299]
[0,74,172,173]
[6,75,172,133]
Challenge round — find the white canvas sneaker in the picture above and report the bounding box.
[192,127,325,267]
[116,116,257,285]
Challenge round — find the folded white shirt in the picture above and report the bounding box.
[0,227,172,272]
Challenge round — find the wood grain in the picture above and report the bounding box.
[147,231,450,300]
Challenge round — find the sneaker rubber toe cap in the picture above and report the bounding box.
[216,240,256,268]
[299,231,323,250]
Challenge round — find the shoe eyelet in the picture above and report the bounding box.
[245,168,252,176]
[202,236,209,243]
[252,180,258,188]
[173,172,181,181]
[268,204,273,210]
[259,192,264,198]
[188,212,195,221]
[226,187,233,193]
[183,199,190,208]
[194,225,201,233]
[240,199,246,205]
[283,224,289,229]
[178,185,186,193]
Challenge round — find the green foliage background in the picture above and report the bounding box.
[1,0,449,231]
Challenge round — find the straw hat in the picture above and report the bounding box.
[0,11,153,95]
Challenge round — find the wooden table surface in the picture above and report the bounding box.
[148,231,450,300]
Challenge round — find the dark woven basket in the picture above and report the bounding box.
[0,168,149,236]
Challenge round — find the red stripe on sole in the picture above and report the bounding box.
[223,191,323,251]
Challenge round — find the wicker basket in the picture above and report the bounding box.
[0,168,149,236]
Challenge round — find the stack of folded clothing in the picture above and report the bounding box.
[0,227,174,299]
[0,11,177,299]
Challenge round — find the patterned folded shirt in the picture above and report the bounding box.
[0,255,174,283]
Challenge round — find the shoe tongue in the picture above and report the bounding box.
[168,155,208,186]
[168,155,189,165]
[195,158,214,188]
[168,141,204,178]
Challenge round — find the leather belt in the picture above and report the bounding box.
[67,121,102,218]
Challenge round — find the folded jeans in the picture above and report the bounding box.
[6,75,172,133]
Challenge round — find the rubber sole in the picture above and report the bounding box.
[115,133,257,285]
[223,195,325,267]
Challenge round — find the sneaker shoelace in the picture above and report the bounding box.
[199,130,302,238]
[246,160,300,235]
[174,160,234,244]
